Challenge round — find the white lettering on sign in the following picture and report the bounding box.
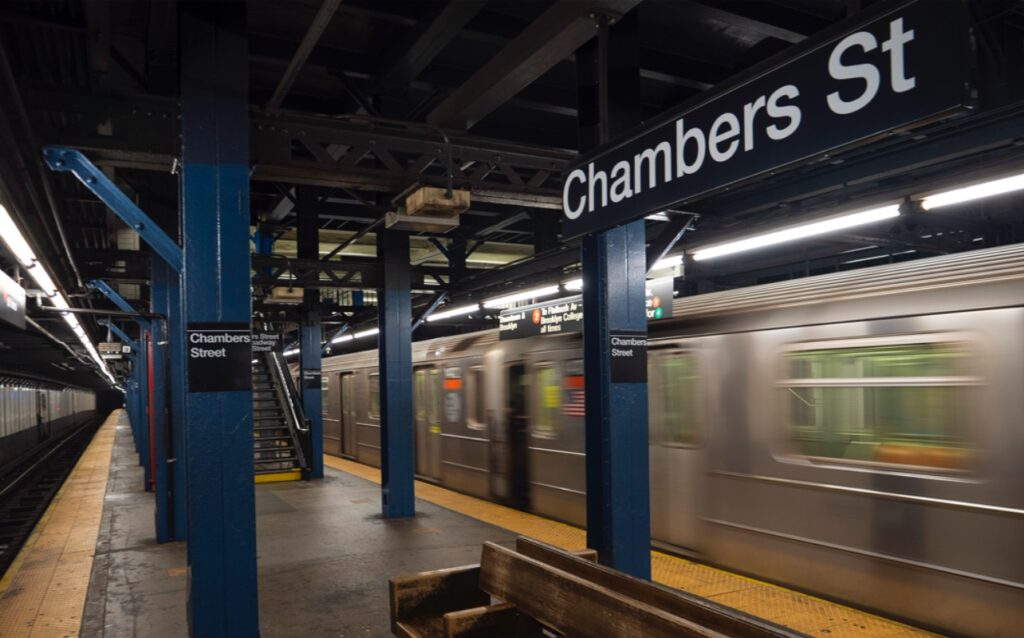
[562,15,924,222]
[190,346,228,358]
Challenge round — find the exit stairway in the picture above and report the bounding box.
[252,354,308,482]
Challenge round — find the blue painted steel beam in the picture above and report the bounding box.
[180,3,258,635]
[150,260,172,543]
[377,229,415,518]
[42,146,183,273]
[579,12,651,580]
[297,187,323,479]
[99,320,140,352]
[166,266,188,541]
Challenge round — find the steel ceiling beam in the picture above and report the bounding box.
[266,0,342,110]
[375,0,487,89]
[427,0,643,129]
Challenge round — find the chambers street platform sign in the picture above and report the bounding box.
[561,0,970,239]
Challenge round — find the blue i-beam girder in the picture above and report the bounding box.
[150,261,172,543]
[42,146,183,274]
[181,2,259,634]
[582,220,652,580]
[378,229,415,518]
[297,186,323,479]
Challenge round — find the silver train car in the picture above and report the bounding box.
[0,377,97,469]
[320,243,1024,637]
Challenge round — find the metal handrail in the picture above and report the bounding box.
[267,350,308,434]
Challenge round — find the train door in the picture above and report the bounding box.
[413,367,442,480]
[339,373,356,458]
[506,362,529,509]
[648,347,702,551]
[323,373,342,456]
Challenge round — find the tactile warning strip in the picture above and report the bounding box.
[0,411,119,638]
[323,455,937,638]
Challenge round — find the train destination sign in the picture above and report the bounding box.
[186,323,253,392]
[561,0,969,239]
[499,280,674,341]
[0,269,25,329]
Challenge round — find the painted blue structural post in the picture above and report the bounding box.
[578,11,651,579]
[180,2,258,636]
[166,268,188,541]
[297,186,323,479]
[377,229,415,518]
[150,261,172,543]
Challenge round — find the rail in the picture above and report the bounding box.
[264,350,310,472]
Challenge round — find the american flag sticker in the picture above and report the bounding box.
[563,375,585,418]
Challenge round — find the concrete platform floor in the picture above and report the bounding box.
[81,421,516,638]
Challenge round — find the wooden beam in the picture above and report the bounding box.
[427,0,642,130]
[266,0,342,109]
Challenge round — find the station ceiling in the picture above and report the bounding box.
[0,0,1023,387]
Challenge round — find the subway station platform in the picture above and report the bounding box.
[0,411,937,638]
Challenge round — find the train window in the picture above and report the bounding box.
[465,366,486,430]
[781,340,979,471]
[649,352,699,446]
[414,370,427,422]
[429,369,441,426]
[534,365,560,438]
[368,373,380,419]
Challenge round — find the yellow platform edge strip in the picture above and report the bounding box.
[254,470,302,484]
[0,410,120,638]
[323,454,936,638]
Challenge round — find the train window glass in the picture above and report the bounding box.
[466,366,486,430]
[534,365,560,437]
[429,369,441,426]
[368,373,380,419]
[321,375,329,418]
[781,341,978,471]
[649,352,699,446]
[414,369,426,422]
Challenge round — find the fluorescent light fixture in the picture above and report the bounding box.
[0,204,37,265]
[482,285,560,309]
[283,348,300,357]
[353,327,379,339]
[0,203,115,385]
[646,212,670,222]
[330,333,354,344]
[920,172,1024,210]
[651,254,683,270]
[692,205,900,262]
[426,303,480,322]
[562,278,583,292]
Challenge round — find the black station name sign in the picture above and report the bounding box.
[187,323,253,392]
[251,332,280,353]
[0,269,25,330]
[609,332,647,383]
[561,0,969,238]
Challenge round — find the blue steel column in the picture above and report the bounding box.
[180,2,258,636]
[150,261,172,543]
[297,187,323,478]
[578,11,651,579]
[167,268,187,540]
[377,229,414,518]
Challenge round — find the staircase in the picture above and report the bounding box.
[252,354,308,483]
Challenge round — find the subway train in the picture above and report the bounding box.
[319,242,1024,638]
[0,377,97,470]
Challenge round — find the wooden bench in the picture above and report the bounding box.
[389,537,808,638]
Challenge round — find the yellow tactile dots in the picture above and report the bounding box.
[0,411,119,638]
[323,455,938,638]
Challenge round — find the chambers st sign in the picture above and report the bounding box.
[561,0,970,239]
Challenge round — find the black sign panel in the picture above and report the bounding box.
[187,323,252,392]
[302,369,321,390]
[645,277,673,321]
[252,332,280,353]
[0,269,25,329]
[609,332,647,383]
[499,296,583,341]
[562,0,969,238]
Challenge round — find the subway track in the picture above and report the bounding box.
[0,418,102,578]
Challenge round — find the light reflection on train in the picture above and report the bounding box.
[0,378,96,468]
[320,244,1024,638]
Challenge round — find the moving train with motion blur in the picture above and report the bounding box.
[0,377,96,470]
[319,243,1024,638]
